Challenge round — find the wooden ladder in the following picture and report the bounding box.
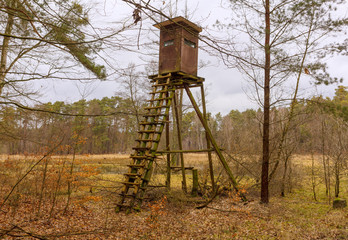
[116,74,174,212]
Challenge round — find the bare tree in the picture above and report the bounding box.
[208,0,348,203]
[117,63,149,127]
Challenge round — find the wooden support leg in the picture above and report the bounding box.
[184,84,246,201]
[191,169,199,197]
[174,91,187,193]
[200,85,215,192]
[166,91,171,190]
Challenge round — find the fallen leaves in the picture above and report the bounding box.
[0,194,347,239]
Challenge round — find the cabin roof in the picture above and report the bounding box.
[154,16,202,33]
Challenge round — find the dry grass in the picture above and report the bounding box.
[291,154,323,166]
[0,154,347,239]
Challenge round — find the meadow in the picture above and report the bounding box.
[0,153,347,239]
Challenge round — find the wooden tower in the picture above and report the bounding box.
[116,17,241,213]
[156,16,201,75]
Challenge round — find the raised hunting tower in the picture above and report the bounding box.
[154,16,202,76]
[116,17,242,213]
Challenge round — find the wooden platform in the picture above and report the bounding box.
[148,71,204,88]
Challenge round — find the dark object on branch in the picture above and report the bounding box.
[133,4,141,25]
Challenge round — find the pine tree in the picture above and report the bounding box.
[0,0,106,98]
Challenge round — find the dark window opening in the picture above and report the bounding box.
[164,39,174,47]
[184,39,196,48]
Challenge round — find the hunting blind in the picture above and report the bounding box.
[116,17,243,213]
[154,16,202,76]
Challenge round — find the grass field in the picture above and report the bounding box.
[0,153,347,239]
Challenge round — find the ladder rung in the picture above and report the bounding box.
[135,139,159,142]
[147,98,171,102]
[124,173,142,177]
[128,164,146,168]
[138,130,161,134]
[139,121,167,125]
[152,83,170,87]
[170,166,195,170]
[149,90,169,94]
[126,176,141,180]
[143,113,167,117]
[132,147,151,150]
[122,181,140,186]
[144,106,165,110]
[130,155,152,159]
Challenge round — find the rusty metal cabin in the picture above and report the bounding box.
[154,17,202,76]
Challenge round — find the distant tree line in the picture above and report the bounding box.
[0,97,142,154]
[0,86,347,157]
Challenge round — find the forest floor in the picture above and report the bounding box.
[0,191,347,239]
[0,154,347,239]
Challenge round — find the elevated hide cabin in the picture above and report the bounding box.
[154,16,202,76]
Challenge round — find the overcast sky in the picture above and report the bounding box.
[40,0,348,115]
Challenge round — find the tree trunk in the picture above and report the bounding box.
[321,121,329,196]
[334,160,340,198]
[261,0,271,204]
[0,1,15,95]
[280,155,289,197]
[311,151,317,201]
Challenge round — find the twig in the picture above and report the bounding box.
[0,225,48,240]
[0,225,106,239]
[12,225,48,240]
[0,225,17,238]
